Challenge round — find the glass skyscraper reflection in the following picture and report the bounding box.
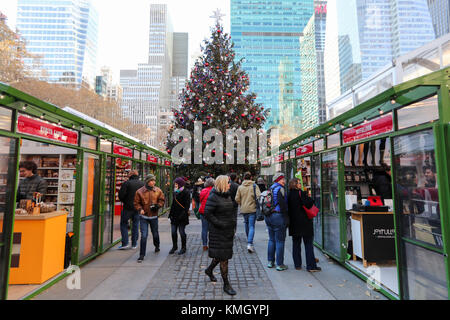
[324,0,436,103]
[230,0,314,132]
[16,0,98,88]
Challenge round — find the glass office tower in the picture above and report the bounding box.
[324,0,436,104]
[230,0,314,132]
[16,0,98,88]
[300,1,328,132]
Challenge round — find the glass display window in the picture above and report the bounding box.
[102,157,114,248]
[314,139,324,152]
[311,155,322,246]
[81,133,97,150]
[0,136,17,237]
[321,151,340,257]
[397,95,438,130]
[0,107,12,131]
[327,132,340,149]
[401,242,448,300]
[393,130,443,249]
[100,139,112,153]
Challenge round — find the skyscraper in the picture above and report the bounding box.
[300,1,328,132]
[16,0,98,88]
[427,0,450,38]
[324,0,436,104]
[120,4,188,148]
[230,0,314,131]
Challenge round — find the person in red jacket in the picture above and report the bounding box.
[199,178,215,251]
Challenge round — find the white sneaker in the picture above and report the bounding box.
[247,244,255,253]
[118,244,130,250]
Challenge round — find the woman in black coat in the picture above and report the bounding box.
[203,175,237,296]
[169,177,191,255]
[287,178,321,272]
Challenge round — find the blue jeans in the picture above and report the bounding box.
[120,209,139,247]
[200,214,209,246]
[139,216,160,257]
[292,235,317,270]
[243,213,256,245]
[265,213,287,266]
[171,224,187,249]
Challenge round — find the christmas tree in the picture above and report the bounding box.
[165,19,269,179]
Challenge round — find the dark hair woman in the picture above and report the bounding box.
[287,178,321,272]
[168,177,191,255]
[203,175,237,296]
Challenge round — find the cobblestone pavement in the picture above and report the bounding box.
[139,232,279,300]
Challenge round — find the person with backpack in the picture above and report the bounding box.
[263,172,289,271]
[199,178,215,251]
[168,177,191,255]
[235,172,261,253]
[287,178,321,272]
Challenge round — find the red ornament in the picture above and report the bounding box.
[241,113,245,117]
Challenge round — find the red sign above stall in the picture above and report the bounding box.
[296,144,313,157]
[261,159,271,167]
[147,155,158,163]
[164,160,172,167]
[275,154,284,163]
[17,115,78,145]
[113,144,133,158]
[343,114,393,144]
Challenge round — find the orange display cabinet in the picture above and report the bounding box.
[0,211,67,284]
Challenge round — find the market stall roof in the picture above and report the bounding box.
[278,66,450,152]
[0,82,168,158]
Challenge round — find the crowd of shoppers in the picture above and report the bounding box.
[117,169,321,296]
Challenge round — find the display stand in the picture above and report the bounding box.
[350,210,395,267]
[0,211,67,284]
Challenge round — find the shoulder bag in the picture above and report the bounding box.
[300,190,319,219]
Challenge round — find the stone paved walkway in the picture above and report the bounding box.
[139,233,278,300]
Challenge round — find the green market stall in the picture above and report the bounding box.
[0,83,173,300]
[274,67,450,300]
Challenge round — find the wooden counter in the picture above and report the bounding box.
[0,211,67,284]
[350,210,395,267]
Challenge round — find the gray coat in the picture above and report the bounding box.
[17,174,47,201]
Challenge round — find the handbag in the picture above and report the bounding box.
[254,184,264,221]
[303,204,319,219]
[300,190,319,219]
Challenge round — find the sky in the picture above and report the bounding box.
[1,0,231,82]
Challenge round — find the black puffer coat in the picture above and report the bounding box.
[204,188,237,261]
[169,188,191,226]
[287,189,315,237]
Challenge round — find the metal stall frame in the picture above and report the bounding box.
[0,83,173,300]
[277,67,450,300]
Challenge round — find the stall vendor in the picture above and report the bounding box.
[372,163,392,203]
[17,161,47,202]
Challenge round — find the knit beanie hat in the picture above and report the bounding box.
[174,177,186,188]
[273,172,285,183]
[145,174,156,184]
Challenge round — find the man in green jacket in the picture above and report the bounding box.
[235,172,261,253]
